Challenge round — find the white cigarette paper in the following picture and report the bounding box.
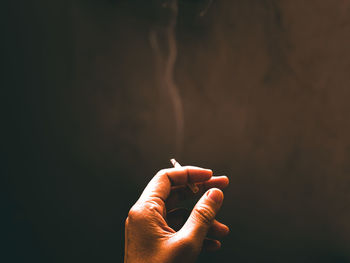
[170,158,199,193]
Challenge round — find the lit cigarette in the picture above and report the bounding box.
[170,158,199,193]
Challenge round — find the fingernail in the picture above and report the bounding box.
[207,189,223,204]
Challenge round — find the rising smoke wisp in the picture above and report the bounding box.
[149,0,184,156]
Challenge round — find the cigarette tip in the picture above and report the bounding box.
[170,158,177,166]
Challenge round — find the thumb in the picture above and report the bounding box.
[179,188,224,243]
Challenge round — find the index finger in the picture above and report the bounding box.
[139,166,213,203]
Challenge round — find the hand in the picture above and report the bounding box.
[124,165,229,263]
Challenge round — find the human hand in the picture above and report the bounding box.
[124,165,229,263]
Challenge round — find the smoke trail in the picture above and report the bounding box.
[199,0,213,17]
[149,0,184,156]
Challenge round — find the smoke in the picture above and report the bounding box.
[198,0,213,17]
[149,0,184,156]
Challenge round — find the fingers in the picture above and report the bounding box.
[167,166,213,185]
[202,176,229,189]
[138,166,212,205]
[207,220,230,238]
[202,238,221,252]
[170,176,229,194]
[179,188,224,243]
[167,210,229,238]
[166,176,229,210]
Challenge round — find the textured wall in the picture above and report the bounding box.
[4,0,350,262]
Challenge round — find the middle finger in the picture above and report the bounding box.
[166,176,229,211]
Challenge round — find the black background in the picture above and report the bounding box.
[3,0,350,262]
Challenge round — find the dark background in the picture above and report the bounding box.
[3,0,350,262]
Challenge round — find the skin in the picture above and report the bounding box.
[124,166,230,263]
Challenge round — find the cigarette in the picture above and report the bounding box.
[170,158,199,193]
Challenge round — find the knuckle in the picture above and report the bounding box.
[184,167,190,175]
[183,165,192,171]
[127,205,144,222]
[193,205,215,225]
[126,200,163,224]
[144,200,162,214]
[157,169,169,177]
